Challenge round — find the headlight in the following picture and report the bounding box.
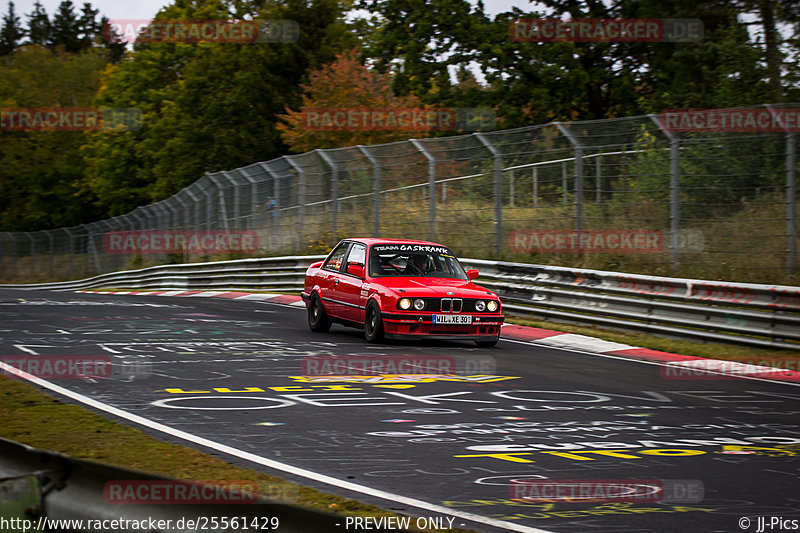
[474,300,486,312]
[413,299,426,310]
[487,300,499,312]
[399,298,412,310]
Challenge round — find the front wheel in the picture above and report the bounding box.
[475,338,499,348]
[308,293,331,332]
[364,301,384,343]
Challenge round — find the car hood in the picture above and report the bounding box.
[374,277,495,298]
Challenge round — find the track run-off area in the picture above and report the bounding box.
[1,288,799,533]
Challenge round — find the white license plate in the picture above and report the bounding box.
[433,315,472,325]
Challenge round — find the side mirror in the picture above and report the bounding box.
[347,264,365,279]
[466,269,479,280]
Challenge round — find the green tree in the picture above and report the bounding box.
[0,46,108,230]
[0,2,24,56]
[83,0,358,215]
[25,1,49,46]
[50,0,82,51]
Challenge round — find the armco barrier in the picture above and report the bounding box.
[1,255,798,350]
[0,437,367,532]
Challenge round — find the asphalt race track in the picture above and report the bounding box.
[1,288,799,533]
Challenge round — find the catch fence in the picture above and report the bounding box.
[0,104,797,284]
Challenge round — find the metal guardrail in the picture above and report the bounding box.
[1,255,798,350]
[0,437,357,533]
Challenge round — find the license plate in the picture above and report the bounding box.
[433,315,472,324]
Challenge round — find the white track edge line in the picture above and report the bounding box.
[0,361,553,533]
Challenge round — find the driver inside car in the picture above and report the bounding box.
[407,253,433,275]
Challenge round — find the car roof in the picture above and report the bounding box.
[342,238,448,247]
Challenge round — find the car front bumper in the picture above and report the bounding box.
[381,313,503,340]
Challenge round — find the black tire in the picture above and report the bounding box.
[364,301,384,343]
[308,293,331,332]
[475,338,499,348]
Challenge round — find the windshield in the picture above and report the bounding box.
[368,244,468,279]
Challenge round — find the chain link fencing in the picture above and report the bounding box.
[0,104,797,285]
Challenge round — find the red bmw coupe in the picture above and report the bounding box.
[301,238,503,346]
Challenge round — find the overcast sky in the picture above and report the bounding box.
[9,0,528,22]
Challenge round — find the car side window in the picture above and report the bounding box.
[323,242,349,272]
[346,243,366,268]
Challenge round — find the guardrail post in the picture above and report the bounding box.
[556,123,584,232]
[316,150,339,235]
[357,146,381,237]
[474,133,502,255]
[410,139,436,241]
[650,114,681,274]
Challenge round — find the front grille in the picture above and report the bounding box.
[411,298,496,313]
[440,298,462,313]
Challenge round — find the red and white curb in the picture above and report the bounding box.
[77,290,800,384]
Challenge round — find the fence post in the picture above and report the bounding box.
[46,231,55,279]
[474,133,502,255]
[357,146,381,237]
[26,233,35,275]
[207,173,231,233]
[532,166,539,207]
[284,157,306,251]
[596,155,602,202]
[556,123,584,232]
[201,174,217,231]
[787,132,797,276]
[410,139,436,241]
[650,114,681,274]
[509,170,515,208]
[221,171,241,229]
[257,162,281,244]
[316,150,339,236]
[63,228,74,278]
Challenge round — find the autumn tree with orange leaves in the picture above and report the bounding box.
[276,48,435,152]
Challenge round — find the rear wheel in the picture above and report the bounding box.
[475,338,499,348]
[308,293,331,332]
[364,301,384,343]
